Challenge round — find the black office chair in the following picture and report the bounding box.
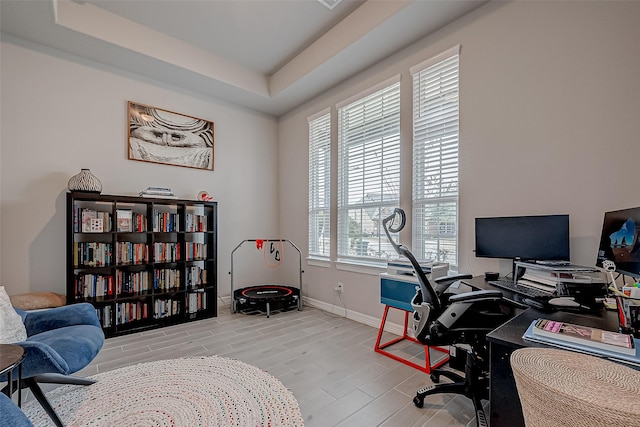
[382,209,516,427]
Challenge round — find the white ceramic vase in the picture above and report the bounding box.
[67,168,102,193]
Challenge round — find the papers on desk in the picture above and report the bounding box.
[523,319,640,368]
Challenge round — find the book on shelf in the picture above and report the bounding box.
[526,318,637,356]
[79,209,111,232]
[116,209,133,232]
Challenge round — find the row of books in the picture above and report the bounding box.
[73,242,151,267]
[74,274,114,299]
[73,242,112,267]
[115,301,149,325]
[185,242,208,261]
[185,265,206,287]
[94,293,209,328]
[95,302,150,328]
[116,242,149,265]
[153,298,181,319]
[117,270,151,295]
[73,269,208,299]
[187,290,207,314]
[185,213,208,232]
[115,209,147,233]
[154,242,180,263]
[152,211,180,232]
[95,306,113,328]
[74,242,211,268]
[73,271,152,298]
[73,207,113,233]
[154,268,181,291]
[74,205,209,234]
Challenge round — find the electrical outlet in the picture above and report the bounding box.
[335,282,344,293]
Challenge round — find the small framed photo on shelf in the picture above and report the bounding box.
[116,209,133,232]
[89,218,104,233]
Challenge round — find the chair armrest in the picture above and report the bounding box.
[434,274,473,285]
[433,274,474,295]
[0,341,70,381]
[22,303,101,336]
[448,289,503,303]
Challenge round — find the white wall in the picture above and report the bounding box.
[0,39,280,297]
[278,1,640,321]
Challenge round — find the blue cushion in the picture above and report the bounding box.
[0,393,33,427]
[21,303,101,336]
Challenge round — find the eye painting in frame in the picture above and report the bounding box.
[128,101,214,171]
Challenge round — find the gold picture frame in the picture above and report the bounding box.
[128,101,214,170]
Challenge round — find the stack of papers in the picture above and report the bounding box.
[139,187,177,199]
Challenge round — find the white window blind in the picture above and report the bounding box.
[412,46,460,267]
[337,78,401,262]
[308,109,331,258]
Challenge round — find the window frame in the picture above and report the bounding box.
[308,108,332,259]
[411,45,461,268]
[336,75,402,264]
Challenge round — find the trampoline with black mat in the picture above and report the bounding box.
[230,239,303,317]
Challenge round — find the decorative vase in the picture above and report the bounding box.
[67,169,102,193]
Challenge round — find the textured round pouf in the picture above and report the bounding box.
[22,356,305,426]
[510,348,640,427]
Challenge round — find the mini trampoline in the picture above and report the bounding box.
[230,239,303,317]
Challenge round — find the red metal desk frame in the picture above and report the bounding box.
[374,304,449,374]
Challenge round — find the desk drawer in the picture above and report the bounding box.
[380,277,418,311]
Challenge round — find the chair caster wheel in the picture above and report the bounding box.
[413,396,424,408]
[430,373,440,383]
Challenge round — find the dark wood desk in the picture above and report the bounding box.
[461,276,619,427]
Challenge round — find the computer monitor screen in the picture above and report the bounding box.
[475,214,570,261]
[596,207,640,277]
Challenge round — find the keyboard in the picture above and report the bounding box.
[488,279,555,299]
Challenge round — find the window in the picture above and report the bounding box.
[411,46,460,267]
[308,109,331,258]
[337,77,401,262]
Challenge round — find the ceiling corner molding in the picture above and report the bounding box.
[269,0,413,97]
[53,0,269,97]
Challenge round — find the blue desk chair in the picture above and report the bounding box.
[1,303,105,427]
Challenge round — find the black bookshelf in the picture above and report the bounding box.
[66,192,217,337]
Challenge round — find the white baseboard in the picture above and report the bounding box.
[218,294,405,336]
[217,295,232,307]
[302,296,405,336]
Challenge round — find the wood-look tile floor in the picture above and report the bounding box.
[37,305,481,426]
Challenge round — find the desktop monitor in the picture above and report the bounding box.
[475,214,570,261]
[596,207,640,277]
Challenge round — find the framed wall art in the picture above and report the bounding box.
[128,101,214,170]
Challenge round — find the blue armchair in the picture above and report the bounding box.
[0,392,33,427]
[1,303,105,427]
